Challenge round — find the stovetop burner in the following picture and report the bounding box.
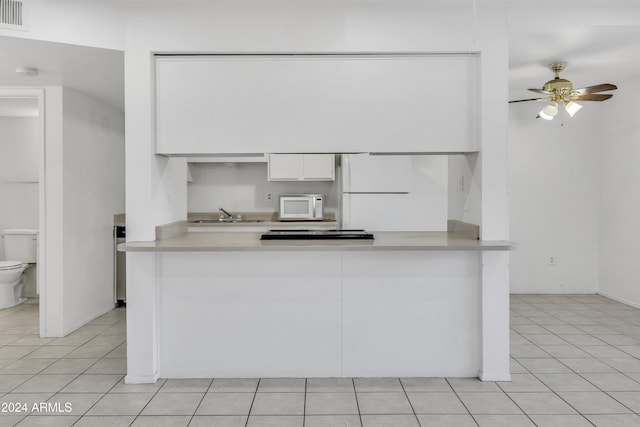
[260,229,374,240]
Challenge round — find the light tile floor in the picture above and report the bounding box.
[2,295,640,426]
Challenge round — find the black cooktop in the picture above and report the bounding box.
[260,229,374,240]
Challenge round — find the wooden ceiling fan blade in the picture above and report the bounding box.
[572,83,617,95]
[509,97,546,103]
[575,93,613,101]
[527,88,551,95]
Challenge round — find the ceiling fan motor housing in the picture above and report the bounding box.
[543,78,574,102]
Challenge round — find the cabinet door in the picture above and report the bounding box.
[268,154,300,181]
[339,55,478,153]
[156,55,478,155]
[302,154,335,181]
[269,154,335,181]
[156,56,342,154]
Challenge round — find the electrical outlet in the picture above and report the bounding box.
[266,192,273,202]
[549,256,555,265]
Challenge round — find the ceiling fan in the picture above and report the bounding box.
[509,63,617,120]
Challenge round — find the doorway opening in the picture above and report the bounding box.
[0,89,45,335]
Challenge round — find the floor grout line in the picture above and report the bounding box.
[4,296,640,425]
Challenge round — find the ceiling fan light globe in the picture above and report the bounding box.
[538,109,554,120]
[541,101,558,117]
[564,101,583,117]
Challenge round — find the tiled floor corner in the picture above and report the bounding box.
[2,294,640,426]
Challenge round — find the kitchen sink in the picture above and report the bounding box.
[190,219,264,224]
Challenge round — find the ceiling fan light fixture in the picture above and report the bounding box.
[539,101,558,120]
[538,110,554,120]
[509,63,618,121]
[564,101,583,117]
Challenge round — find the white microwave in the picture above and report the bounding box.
[278,194,324,221]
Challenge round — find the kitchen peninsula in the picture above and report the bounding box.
[124,50,511,385]
[121,222,515,383]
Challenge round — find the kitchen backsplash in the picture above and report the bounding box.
[187,162,340,213]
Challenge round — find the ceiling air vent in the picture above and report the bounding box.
[0,0,27,31]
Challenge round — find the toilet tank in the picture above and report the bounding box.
[3,229,38,263]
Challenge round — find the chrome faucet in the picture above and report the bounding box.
[219,208,233,219]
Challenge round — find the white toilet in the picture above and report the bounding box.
[0,229,38,309]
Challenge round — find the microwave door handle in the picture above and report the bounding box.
[312,197,316,218]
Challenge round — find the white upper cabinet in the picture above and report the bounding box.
[338,55,478,153]
[156,54,478,155]
[268,154,335,181]
[156,56,342,155]
[301,154,335,180]
[268,154,300,180]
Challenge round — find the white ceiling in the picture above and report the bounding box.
[2,8,640,114]
[0,36,123,116]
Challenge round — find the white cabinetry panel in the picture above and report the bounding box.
[342,251,481,377]
[156,54,478,155]
[267,154,300,180]
[156,56,342,154]
[155,250,483,378]
[159,251,343,377]
[302,154,335,180]
[339,55,477,152]
[268,153,335,181]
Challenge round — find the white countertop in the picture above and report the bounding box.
[120,231,516,252]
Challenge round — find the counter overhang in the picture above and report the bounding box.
[119,231,517,252]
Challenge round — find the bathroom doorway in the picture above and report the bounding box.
[0,36,125,338]
[0,90,45,334]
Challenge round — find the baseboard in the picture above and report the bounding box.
[479,370,512,382]
[125,373,159,384]
[597,291,640,310]
[510,291,598,295]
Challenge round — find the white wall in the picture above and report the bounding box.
[60,88,125,333]
[33,86,124,337]
[42,87,65,336]
[449,153,481,227]
[598,76,640,307]
[187,162,339,213]
[0,117,39,261]
[508,100,601,294]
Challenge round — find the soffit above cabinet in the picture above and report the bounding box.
[155,53,479,155]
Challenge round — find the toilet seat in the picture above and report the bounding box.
[0,261,24,270]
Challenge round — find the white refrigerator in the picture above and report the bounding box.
[341,154,413,231]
